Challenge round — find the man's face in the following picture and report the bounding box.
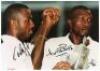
[70,9,92,36]
[16,8,34,40]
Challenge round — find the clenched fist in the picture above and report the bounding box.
[42,7,60,28]
[53,61,71,70]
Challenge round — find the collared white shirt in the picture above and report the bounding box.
[1,35,34,70]
[41,33,99,70]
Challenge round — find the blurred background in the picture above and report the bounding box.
[1,1,99,42]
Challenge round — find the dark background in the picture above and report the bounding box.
[1,1,99,42]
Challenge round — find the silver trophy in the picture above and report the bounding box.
[73,36,89,69]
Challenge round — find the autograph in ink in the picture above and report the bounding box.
[13,43,31,60]
[46,43,73,57]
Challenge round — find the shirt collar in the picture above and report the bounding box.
[65,33,92,46]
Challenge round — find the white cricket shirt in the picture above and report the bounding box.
[1,35,34,70]
[41,33,99,70]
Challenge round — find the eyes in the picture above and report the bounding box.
[75,15,91,23]
[25,16,33,24]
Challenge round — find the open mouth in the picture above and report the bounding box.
[29,27,34,34]
[29,29,33,35]
[81,28,88,31]
[82,29,88,32]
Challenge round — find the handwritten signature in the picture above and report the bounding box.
[46,43,73,57]
[13,43,31,60]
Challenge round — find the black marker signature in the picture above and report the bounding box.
[13,43,31,60]
[46,44,72,56]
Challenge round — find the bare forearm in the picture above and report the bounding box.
[31,22,51,69]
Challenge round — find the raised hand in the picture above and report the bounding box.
[42,7,60,28]
[31,8,60,69]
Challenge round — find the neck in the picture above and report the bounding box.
[69,33,83,44]
[6,28,17,38]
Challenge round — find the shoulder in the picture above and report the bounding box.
[44,36,68,52]
[87,36,99,52]
[1,35,23,55]
[44,34,70,50]
[46,36,66,45]
[1,35,21,45]
[88,36,99,46]
[45,33,71,47]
